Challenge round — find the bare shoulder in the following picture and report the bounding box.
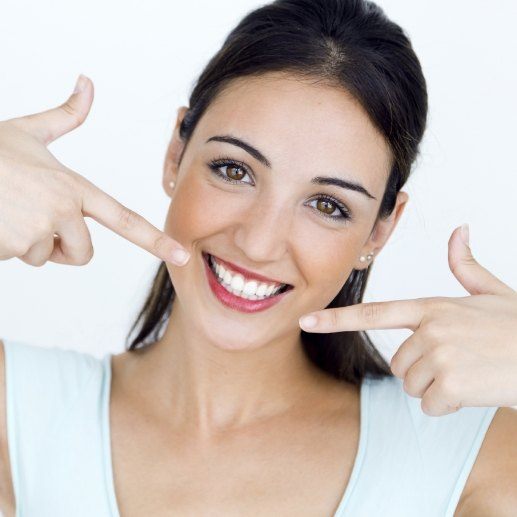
[0,339,16,516]
[455,406,517,516]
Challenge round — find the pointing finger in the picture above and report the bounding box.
[80,176,190,266]
[299,299,427,333]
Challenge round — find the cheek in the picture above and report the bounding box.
[300,234,362,298]
[163,175,238,244]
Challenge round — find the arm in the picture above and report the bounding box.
[455,406,517,516]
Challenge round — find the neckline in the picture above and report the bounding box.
[101,353,370,517]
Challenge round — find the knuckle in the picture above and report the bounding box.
[76,246,95,265]
[66,255,83,266]
[33,218,53,239]
[428,347,450,370]
[64,238,94,266]
[326,308,340,328]
[152,233,168,255]
[117,205,140,231]
[421,321,445,344]
[427,341,443,359]
[403,374,420,397]
[435,374,458,402]
[361,302,382,323]
[70,172,94,198]
[58,102,83,126]
[31,257,48,267]
[53,198,77,220]
[52,168,77,194]
[449,256,475,277]
[421,398,437,416]
[86,245,95,262]
[63,169,85,193]
[428,296,454,314]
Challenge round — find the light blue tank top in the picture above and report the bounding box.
[3,338,498,517]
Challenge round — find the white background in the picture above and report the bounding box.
[0,0,516,362]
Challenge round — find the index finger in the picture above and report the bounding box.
[299,299,427,333]
[80,178,190,266]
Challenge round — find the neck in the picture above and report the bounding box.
[123,300,331,439]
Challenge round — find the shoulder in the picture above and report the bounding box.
[379,371,516,517]
[1,338,102,387]
[2,339,105,424]
[455,406,517,516]
[368,374,502,513]
[0,338,107,514]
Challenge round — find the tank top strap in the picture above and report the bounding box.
[402,377,498,515]
[340,374,498,516]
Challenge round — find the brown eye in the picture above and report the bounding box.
[208,158,253,185]
[308,195,351,222]
[316,199,336,215]
[226,164,246,181]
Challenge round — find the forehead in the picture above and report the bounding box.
[197,72,392,196]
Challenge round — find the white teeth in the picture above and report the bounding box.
[208,254,287,300]
[223,270,232,285]
[230,274,245,292]
[243,280,259,296]
[256,283,268,297]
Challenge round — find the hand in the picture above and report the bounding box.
[0,74,190,267]
[298,225,517,416]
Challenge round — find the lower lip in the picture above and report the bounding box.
[203,253,292,313]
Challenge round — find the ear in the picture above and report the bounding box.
[162,106,189,197]
[355,190,409,269]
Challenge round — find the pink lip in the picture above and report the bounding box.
[203,253,292,314]
[204,252,289,286]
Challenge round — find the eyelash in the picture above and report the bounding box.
[207,156,352,223]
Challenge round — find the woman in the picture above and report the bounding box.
[1,0,517,515]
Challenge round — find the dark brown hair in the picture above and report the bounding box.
[126,0,428,385]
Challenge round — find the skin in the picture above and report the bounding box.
[0,71,410,515]
[103,72,407,514]
[119,71,407,435]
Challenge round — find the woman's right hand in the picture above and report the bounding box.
[0,74,190,267]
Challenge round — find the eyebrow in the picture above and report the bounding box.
[205,134,377,200]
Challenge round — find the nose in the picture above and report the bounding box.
[232,199,293,263]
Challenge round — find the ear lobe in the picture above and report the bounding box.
[356,190,409,268]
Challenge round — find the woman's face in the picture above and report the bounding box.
[162,72,408,350]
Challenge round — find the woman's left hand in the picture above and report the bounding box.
[298,225,517,416]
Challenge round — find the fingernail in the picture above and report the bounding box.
[299,315,318,329]
[73,74,87,94]
[171,249,190,266]
[460,223,470,246]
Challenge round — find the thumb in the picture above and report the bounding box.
[14,74,94,146]
[448,224,513,296]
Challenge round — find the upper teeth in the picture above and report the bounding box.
[209,255,286,299]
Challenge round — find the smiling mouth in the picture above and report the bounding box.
[202,252,293,299]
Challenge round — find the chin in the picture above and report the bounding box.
[203,323,269,352]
